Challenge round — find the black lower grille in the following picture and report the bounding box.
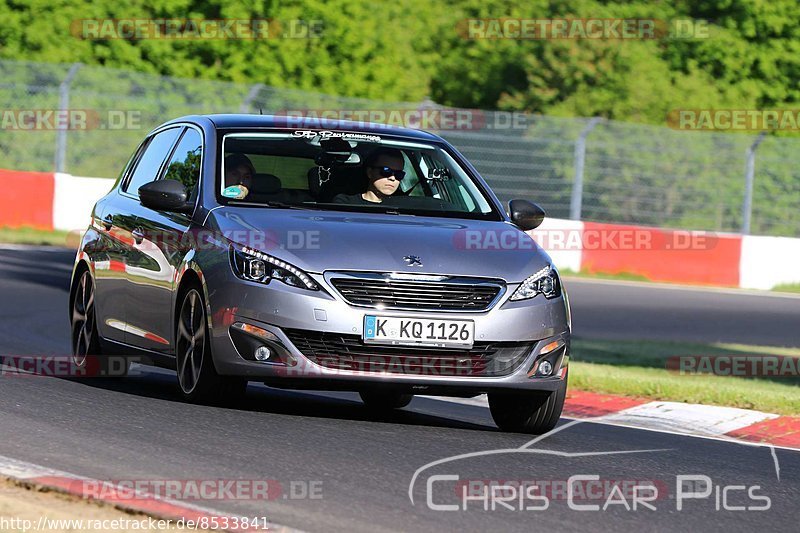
[283,328,532,377]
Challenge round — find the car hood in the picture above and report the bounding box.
[207,208,551,282]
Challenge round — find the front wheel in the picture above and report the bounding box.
[488,377,567,434]
[175,287,246,404]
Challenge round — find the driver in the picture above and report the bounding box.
[223,153,255,199]
[333,148,405,204]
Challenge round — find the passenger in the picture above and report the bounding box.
[223,153,255,199]
[333,148,405,204]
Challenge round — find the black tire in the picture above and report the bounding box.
[488,377,567,434]
[175,286,246,404]
[359,390,413,410]
[70,268,129,377]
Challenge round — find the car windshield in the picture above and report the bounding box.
[219,131,499,220]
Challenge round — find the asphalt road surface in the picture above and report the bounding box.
[565,277,800,347]
[0,246,798,532]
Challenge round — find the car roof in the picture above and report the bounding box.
[164,114,445,142]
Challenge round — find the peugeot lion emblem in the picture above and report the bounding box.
[403,255,423,267]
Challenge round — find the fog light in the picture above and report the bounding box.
[538,361,553,376]
[254,346,271,361]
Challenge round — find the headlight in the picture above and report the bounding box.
[510,265,561,301]
[231,245,320,291]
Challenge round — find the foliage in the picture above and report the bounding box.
[1,0,797,124]
[431,0,800,125]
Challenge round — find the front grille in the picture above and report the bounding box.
[329,274,503,311]
[284,328,532,377]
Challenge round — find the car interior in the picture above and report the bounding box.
[220,135,473,211]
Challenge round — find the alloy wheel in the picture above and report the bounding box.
[71,270,95,367]
[176,289,206,394]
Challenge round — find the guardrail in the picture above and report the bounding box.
[3,168,798,290]
[2,59,799,237]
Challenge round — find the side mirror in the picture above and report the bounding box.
[508,199,545,230]
[139,179,192,213]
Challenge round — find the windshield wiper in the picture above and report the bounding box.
[265,200,306,209]
[300,202,412,215]
[225,199,310,210]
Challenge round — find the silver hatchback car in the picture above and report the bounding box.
[69,115,571,433]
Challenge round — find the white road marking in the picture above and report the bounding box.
[602,401,779,437]
[0,454,71,480]
[0,453,303,532]
[418,395,799,452]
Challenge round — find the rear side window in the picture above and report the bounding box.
[163,128,202,198]
[124,127,181,195]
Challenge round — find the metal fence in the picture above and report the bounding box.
[1,59,798,237]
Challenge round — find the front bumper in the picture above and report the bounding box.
[206,268,570,394]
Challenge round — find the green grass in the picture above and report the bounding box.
[0,226,75,247]
[569,338,800,415]
[772,283,800,294]
[560,268,651,283]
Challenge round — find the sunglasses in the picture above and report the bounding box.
[371,166,405,180]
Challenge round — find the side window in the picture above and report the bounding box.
[419,153,443,199]
[117,140,147,187]
[163,128,202,198]
[454,183,476,211]
[124,127,181,195]
[398,152,424,196]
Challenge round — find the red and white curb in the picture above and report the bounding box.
[0,454,298,532]
[430,390,800,450]
[4,167,800,289]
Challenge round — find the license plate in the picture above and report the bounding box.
[363,315,474,348]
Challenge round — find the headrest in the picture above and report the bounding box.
[250,173,282,195]
[308,165,368,202]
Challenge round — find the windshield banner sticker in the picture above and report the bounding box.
[292,130,382,143]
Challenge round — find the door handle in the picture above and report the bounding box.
[131,227,145,245]
[102,214,113,231]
